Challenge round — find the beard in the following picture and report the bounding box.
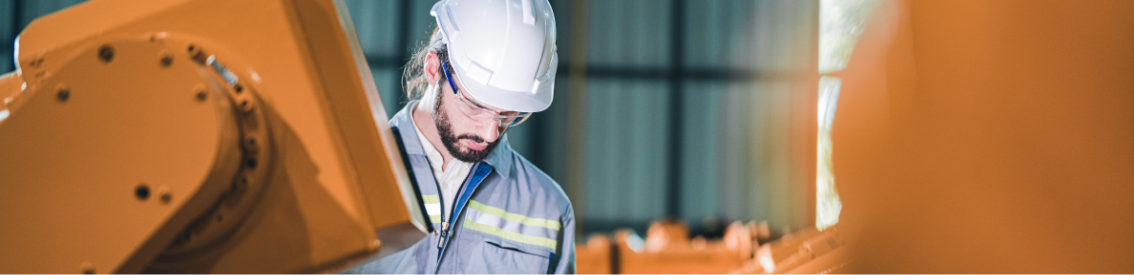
[432,90,501,163]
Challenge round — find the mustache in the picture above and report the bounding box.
[456,134,485,144]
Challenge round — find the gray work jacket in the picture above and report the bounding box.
[347,101,576,274]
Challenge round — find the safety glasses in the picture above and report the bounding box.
[441,60,532,128]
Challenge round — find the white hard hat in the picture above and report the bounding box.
[431,0,558,113]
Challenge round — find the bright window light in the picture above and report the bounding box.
[819,0,880,74]
[817,0,879,231]
[816,76,843,231]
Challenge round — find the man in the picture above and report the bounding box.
[347,0,573,273]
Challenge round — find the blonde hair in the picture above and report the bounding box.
[402,27,450,101]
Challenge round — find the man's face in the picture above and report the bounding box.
[431,78,504,163]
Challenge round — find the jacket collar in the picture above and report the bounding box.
[390,100,514,178]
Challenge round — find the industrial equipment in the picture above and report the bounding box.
[0,0,427,273]
[575,219,847,274]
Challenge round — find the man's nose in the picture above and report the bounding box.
[478,120,501,142]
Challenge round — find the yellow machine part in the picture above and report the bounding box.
[0,37,244,274]
[0,0,425,273]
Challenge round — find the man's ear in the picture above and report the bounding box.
[424,51,441,84]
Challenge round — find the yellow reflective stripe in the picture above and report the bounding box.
[468,200,561,231]
[464,218,558,249]
[421,195,442,224]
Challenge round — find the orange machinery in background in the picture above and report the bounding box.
[576,219,847,274]
[0,0,426,273]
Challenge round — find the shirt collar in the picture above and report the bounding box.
[390,100,515,178]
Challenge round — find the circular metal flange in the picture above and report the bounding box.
[148,35,276,262]
[0,35,244,273]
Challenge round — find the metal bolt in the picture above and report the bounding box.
[194,85,207,101]
[150,32,167,44]
[158,185,172,203]
[56,85,70,102]
[160,54,173,67]
[135,184,151,201]
[238,98,254,113]
[244,135,260,152]
[98,45,114,63]
[234,175,250,190]
[27,55,44,68]
[187,44,207,64]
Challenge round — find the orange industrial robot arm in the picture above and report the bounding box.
[0,0,426,273]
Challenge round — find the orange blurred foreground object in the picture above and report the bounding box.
[834,0,1134,273]
[0,0,424,273]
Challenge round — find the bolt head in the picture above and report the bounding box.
[194,84,208,101]
[56,85,70,101]
[98,45,114,63]
[234,175,250,190]
[156,186,172,203]
[239,99,254,112]
[135,184,151,201]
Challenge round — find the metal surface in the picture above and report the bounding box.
[0,0,425,272]
[147,40,275,270]
[0,37,242,274]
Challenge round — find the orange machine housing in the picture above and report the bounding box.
[0,0,425,273]
[834,0,1134,273]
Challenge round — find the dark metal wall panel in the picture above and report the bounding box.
[583,78,672,229]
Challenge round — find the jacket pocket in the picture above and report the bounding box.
[479,239,551,273]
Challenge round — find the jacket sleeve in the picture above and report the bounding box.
[551,205,576,274]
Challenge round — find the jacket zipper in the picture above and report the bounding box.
[437,166,466,250]
[437,163,471,252]
[431,161,447,249]
[436,163,489,261]
[437,221,448,248]
[435,179,446,248]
